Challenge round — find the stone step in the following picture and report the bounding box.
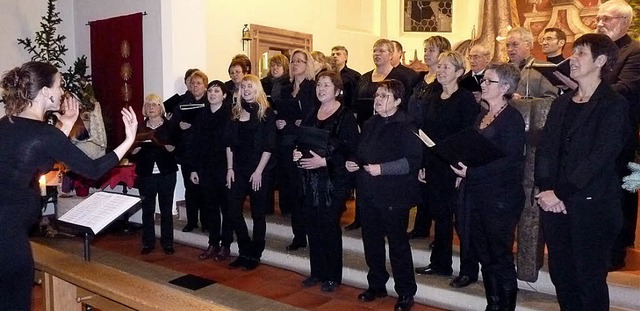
[161,213,640,311]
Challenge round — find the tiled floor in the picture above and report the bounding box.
[30,229,444,311]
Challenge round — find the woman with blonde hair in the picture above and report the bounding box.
[311,50,333,76]
[278,49,318,250]
[226,75,277,270]
[130,93,179,256]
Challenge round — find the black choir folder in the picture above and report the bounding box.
[530,59,569,87]
[415,128,505,167]
[57,191,142,235]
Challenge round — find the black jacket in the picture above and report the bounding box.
[187,103,232,179]
[131,119,179,176]
[535,82,629,205]
[355,111,422,207]
[226,103,277,172]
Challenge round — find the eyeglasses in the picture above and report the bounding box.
[479,78,500,85]
[374,93,392,99]
[595,15,626,23]
[505,42,522,49]
[290,59,307,64]
[467,54,485,60]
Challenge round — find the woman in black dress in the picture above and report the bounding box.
[346,79,421,311]
[294,71,358,292]
[226,75,277,271]
[451,63,525,311]
[130,94,178,255]
[0,61,138,310]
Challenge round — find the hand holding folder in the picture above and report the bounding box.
[414,128,505,168]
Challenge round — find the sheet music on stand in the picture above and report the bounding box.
[56,191,141,261]
[58,191,142,236]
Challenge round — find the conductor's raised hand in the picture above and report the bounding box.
[121,106,138,141]
[56,94,80,126]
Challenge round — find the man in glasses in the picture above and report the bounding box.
[541,28,570,77]
[505,27,558,100]
[460,44,491,105]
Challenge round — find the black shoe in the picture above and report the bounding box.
[321,280,339,292]
[286,240,307,251]
[301,275,321,288]
[140,246,154,255]
[163,247,175,255]
[242,257,260,271]
[415,265,452,276]
[395,295,414,311]
[182,224,197,232]
[214,246,231,261]
[408,230,428,239]
[344,222,361,231]
[449,275,476,288]
[358,288,387,302]
[199,245,220,260]
[228,256,247,269]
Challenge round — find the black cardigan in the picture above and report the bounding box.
[355,111,422,207]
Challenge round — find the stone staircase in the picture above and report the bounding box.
[166,211,640,311]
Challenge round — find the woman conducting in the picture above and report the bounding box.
[130,94,178,255]
[346,79,421,311]
[451,62,525,311]
[0,61,138,310]
[535,33,627,311]
[294,71,358,292]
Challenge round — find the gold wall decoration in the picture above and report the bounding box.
[120,40,131,59]
[120,63,132,81]
[121,83,131,102]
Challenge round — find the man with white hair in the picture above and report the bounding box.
[596,0,640,271]
[460,44,491,104]
[506,27,558,100]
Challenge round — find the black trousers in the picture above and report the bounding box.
[542,198,621,311]
[199,170,232,247]
[425,182,455,273]
[227,168,272,259]
[412,183,433,235]
[302,172,346,283]
[360,199,417,296]
[138,173,176,249]
[455,183,479,279]
[277,144,305,242]
[181,164,205,228]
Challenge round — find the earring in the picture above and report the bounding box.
[49,96,55,103]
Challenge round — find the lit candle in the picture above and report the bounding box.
[39,175,47,196]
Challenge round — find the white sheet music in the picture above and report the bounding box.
[58,192,141,234]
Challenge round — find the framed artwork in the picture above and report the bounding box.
[403,0,453,32]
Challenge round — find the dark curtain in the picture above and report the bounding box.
[90,13,143,151]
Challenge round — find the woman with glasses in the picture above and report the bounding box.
[278,49,317,251]
[450,63,525,311]
[347,38,416,231]
[131,94,178,256]
[536,34,627,311]
[346,79,421,311]
[414,51,480,282]
[294,71,358,293]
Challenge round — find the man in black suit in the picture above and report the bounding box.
[331,46,361,109]
[391,40,419,108]
[460,44,490,105]
[596,0,640,270]
[541,28,571,78]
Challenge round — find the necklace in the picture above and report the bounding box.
[575,90,595,103]
[147,119,163,129]
[479,103,508,129]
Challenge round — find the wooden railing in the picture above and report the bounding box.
[32,242,227,311]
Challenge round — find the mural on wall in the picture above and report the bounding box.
[404,0,453,32]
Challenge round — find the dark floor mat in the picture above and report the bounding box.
[168,274,216,290]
